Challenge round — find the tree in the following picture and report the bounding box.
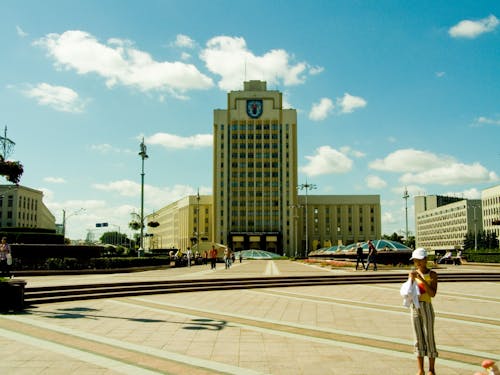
[100,231,128,246]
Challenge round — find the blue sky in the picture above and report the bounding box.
[1,0,499,241]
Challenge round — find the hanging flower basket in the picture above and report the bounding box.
[129,221,142,230]
[0,157,23,184]
[147,221,160,228]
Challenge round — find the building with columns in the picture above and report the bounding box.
[482,184,500,247]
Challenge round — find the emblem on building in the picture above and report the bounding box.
[246,100,263,118]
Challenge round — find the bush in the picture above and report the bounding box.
[463,249,500,263]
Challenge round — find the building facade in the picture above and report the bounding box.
[0,185,55,230]
[213,81,298,255]
[297,195,381,256]
[415,195,482,251]
[144,194,213,253]
[482,184,500,247]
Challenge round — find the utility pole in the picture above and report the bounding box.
[138,138,148,257]
[403,187,409,244]
[298,180,317,257]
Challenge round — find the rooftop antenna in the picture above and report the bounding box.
[0,126,15,159]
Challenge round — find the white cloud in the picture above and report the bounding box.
[35,30,213,97]
[309,98,334,121]
[16,25,28,37]
[90,143,131,154]
[369,149,454,173]
[200,36,309,91]
[400,162,499,186]
[300,146,353,176]
[443,188,481,199]
[337,93,367,113]
[43,177,67,184]
[370,148,498,186]
[92,180,206,209]
[23,83,87,113]
[145,132,213,149]
[339,146,365,158]
[475,116,500,126]
[174,34,196,49]
[435,71,446,78]
[309,66,324,75]
[365,175,387,189]
[449,14,499,39]
[181,52,191,61]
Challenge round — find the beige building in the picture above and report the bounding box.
[213,80,298,255]
[482,184,500,247]
[144,194,213,253]
[297,195,381,256]
[415,195,482,251]
[0,184,55,230]
[145,81,382,257]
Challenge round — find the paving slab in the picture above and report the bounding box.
[1,260,499,374]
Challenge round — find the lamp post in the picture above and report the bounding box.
[196,188,200,252]
[298,180,317,257]
[62,208,85,239]
[138,138,148,257]
[289,204,302,257]
[403,187,409,245]
[472,205,479,251]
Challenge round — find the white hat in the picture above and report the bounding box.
[410,248,427,260]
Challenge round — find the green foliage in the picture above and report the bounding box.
[463,230,499,250]
[99,231,129,246]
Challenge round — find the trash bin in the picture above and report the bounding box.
[0,279,27,312]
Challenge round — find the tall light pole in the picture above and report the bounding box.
[138,138,148,257]
[298,180,317,257]
[62,208,85,239]
[289,204,302,258]
[472,205,478,251]
[403,187,409,244]
[196,188,200,252]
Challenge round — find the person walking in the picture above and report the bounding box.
[365,240,377,271]
[224,247,231,269]
[355,242,365,270]
[0,237,12,278]
[209,245,217,270]
[186,247,192,268]
[408,248,438,375]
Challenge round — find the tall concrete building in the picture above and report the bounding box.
[482,184,500,247]
[0,185,55,230]
[213,81,298,255]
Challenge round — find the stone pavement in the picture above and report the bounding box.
[1,260,499,374]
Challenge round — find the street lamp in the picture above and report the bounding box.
[403,187,410,245]
[62,208,85,239]
[138,138,148,257]
[196,188,200,252]
[289,204,302,257]
[298,180,317,257]
[472,204,479,251]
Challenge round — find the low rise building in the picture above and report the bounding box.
[0,184,55,230]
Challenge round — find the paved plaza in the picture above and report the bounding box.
[1,260,499,374]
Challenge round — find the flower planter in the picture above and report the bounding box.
[0,279,26,312]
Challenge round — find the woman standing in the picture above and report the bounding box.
[0,237,11,277]
[408,248,438,375]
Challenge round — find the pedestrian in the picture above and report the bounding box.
[408,247,438,375]
[186,247,192,268]
[239,251,243,263]
[224,247,231,269]
[365,240,377,271]
[0,237,12,278]
[355,242,365,270]
[209,245,217,270]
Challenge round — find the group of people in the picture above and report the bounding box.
[355,240,378,271]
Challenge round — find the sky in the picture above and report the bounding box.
[1,0,499,241]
